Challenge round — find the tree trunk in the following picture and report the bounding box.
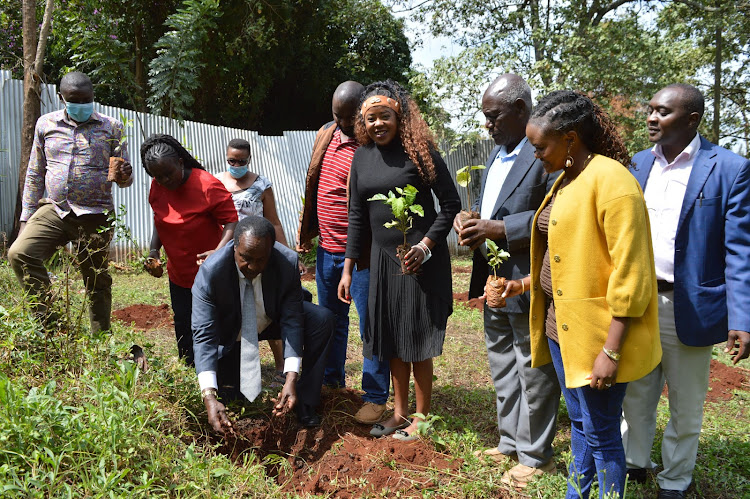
[134,22,147,112]
[12,0,40,243]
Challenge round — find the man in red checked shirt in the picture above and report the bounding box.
[297,81,391,424]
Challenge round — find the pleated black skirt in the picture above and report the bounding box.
[367,247,447,363]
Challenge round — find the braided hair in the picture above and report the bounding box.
[140,133,205,176]
[354,80,437,184]
[530,90,631,167]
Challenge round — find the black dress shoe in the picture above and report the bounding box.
[657,489,686,499]
[627,467,649,484]
[296,404,321,427]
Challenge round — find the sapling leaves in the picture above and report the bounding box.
[485,239,510,277]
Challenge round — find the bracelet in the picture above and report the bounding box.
[602,346,621,362]
[415,241,432,263]
[201,388,218,399]
[520,279,525,294]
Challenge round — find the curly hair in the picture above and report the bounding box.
[530,90,631,167]
[140,133,205,176]
[354,80,437,184]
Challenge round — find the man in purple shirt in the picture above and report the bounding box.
[8,71,133,333]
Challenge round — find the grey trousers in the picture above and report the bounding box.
[484,306,561,467]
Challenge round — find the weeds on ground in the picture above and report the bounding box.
[0,258,276,497]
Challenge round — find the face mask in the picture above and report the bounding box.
[228,163,249,179]
[65,101,94,123]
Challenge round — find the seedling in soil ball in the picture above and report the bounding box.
[485,239,510,308]
[455,164,485,224]
[368,184,424,275]
[107,113,133,183]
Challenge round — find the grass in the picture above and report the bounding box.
[0,255,748,498]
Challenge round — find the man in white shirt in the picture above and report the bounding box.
[454,74,560,489]
[192,216,334,432]
[622,84,750,499]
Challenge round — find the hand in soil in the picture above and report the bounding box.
[272,373,298,417]
[725,329,750,364]
[130,344,149,372]
[457,218,506,251]
[143,257,163,278]
[402,245,425,274]
[205,396,235,435]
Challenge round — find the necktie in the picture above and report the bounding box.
[240,280,262,402]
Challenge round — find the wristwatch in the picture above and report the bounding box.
[201,388,218,399]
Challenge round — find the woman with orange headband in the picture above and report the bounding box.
[338,80,461,440]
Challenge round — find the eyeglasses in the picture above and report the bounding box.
[227,158,250,166]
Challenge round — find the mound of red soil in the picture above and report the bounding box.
[113,304,173,330]
[454,291,484,311]
[216,389,461,497]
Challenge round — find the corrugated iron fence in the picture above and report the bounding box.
[1,70,494,258]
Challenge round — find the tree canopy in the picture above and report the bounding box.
[399,0,749,155]
[1,0,413,134]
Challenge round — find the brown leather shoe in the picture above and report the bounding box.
[500,461,557,488]
[354,402,387,424]
[472,447,519,464]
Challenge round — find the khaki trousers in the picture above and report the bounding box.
[621,290,712,491]
[8,203,113,333]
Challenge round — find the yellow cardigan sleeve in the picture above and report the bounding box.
[600,192,655,318]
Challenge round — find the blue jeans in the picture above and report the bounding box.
[316,246,390,404]
[548,338,627,499]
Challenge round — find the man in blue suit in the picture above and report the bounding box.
[622,84,750,499]
[454,74,560,489]
[192,216,334,432]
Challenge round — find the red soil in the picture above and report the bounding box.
[453,291,484,311]
[666,360,749,403]
[112,303,173,330]
[215,388,461,497]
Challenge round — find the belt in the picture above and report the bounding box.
[657,280,674,293]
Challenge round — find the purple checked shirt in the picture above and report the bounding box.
[20,109,130,222]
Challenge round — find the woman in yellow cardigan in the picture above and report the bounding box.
[502,91,661,499]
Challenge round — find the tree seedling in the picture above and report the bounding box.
[485,239,511,308]
[455,164,485,224]
[368,184,424,275]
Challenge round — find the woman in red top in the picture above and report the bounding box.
[141,134,238,366]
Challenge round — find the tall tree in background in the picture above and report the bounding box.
[401,0,747,155]
[13,0,54,241]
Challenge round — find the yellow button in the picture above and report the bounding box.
[532,315,537,320]
[551,220,557,225]
[562,324,568,331]
[557,289,563,296]
[554,255,560,262]
[533,285,538,291]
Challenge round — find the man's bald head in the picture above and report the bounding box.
[332,81,364,138]
[483,74,532,112]
[60,71,93,95]
[481,74,532,148]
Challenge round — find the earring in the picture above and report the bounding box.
[564,142,574,168]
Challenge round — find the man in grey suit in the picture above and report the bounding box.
[192,216,334,433]
[454,74,560,489]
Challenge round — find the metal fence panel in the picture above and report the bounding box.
[1,70,495,259]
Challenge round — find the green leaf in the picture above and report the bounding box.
[367,193,388,201]
[409,204,424,217]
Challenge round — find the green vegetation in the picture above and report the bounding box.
[368,184,425,249]
[485,239,510,278]
[0,256,747,497]
[455,164,485,210]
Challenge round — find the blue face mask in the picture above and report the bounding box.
[228,164,249,179]
[64,101,94,123]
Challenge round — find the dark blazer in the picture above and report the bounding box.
[468,140,559,312]
[631,135,750,346]
[192,240,305,374]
